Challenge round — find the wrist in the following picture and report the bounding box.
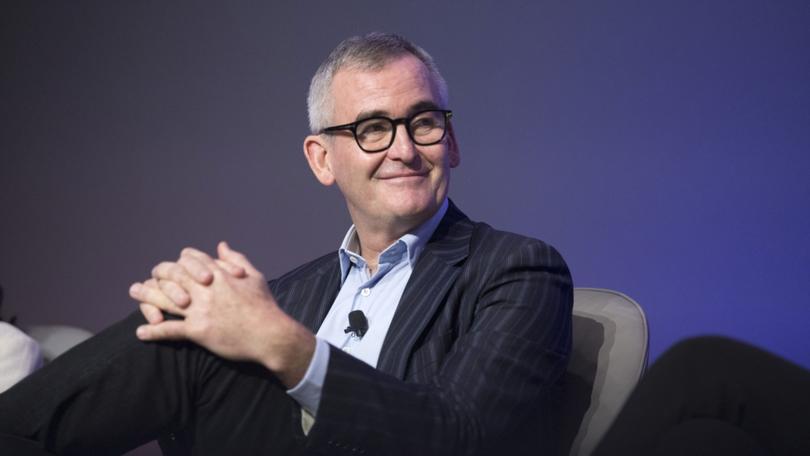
[260,316,316,388]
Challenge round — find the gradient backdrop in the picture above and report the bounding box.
[2,0,808,400]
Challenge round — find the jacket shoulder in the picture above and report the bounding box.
[468,221,569,270]
[268,251,337,295]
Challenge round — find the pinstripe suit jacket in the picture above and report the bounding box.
[269,201,573,456]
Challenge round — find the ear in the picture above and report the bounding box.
[446,123,461,168]
[303,135,336,186]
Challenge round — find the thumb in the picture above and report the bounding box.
[136,321,188,341]
[215,259,247,278]
[217,241,259,275]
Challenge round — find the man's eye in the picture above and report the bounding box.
[411,117,438,132]
[357,120,390,138]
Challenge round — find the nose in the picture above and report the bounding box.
[386,124,419,163]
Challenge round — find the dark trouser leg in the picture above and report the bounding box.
[0,311,306,455]
[0,433,55,456]
[593,336,810,456]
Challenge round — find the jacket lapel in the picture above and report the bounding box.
[284,258,342,333]
[376,201,473,378]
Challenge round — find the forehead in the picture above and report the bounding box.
[330,55,441,122]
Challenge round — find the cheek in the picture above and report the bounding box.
[430,150,455,174]
[330,154,382,189]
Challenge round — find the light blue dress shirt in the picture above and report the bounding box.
[287,199,448,416]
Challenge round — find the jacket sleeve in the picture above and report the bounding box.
[303,239,573,456]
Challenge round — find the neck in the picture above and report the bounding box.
[353,224,411,274]
[350,212,433,272]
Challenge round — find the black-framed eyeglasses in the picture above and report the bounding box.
[320,109,453,153]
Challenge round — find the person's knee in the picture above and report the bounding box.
[655,418,769,456]
[645,336,754,392]
[659,336,743,369]
[0,433,55,456]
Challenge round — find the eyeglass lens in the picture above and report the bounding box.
[356,110,446,151]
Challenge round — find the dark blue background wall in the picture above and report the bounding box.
[2,1,808,371]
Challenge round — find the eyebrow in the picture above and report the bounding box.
[354,100,441,122]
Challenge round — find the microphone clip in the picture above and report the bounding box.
[344,310,369,338]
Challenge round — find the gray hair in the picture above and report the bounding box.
[307,32,449,134]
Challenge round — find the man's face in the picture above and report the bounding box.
[307,54,460,233]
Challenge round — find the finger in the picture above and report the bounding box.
[139,303,165,325]
[144,278,188,306]
[151,261,201,293]
[215,259,247,278]
[156,279,191,307]
[136,321,188,341]
[130,281,187,317]
[218,241,260,275]
[178,248,215,284]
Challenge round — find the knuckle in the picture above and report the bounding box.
[177,250,198,264]
[163,281,180,293]
[180,247,201,261]
[152,261,172,277]
[209,267,224,280]
[166,263,187,281]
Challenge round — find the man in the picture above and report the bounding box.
[0,33,572,455]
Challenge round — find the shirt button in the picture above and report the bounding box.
[360,288,371,297]
[343,346,351,353]
[349,257,358,264]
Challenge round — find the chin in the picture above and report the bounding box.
[385,196,440,221]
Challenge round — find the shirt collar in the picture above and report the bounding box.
[338,198,449,280]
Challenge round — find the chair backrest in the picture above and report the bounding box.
[559,288,649,456]
[26,325,93,363]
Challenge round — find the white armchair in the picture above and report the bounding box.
[0,323,42,393]
[0,323,93,393]
[559,288,650,456]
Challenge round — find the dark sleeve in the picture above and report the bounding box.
[304,239,573,456]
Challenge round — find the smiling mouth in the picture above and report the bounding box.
[377,171,429,180]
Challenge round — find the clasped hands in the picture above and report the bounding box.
[128,241,314,387]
